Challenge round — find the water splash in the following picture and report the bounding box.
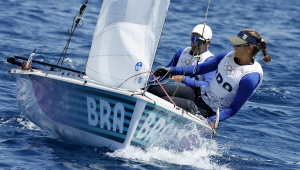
[107,123,230,170]
[17,117,41,130]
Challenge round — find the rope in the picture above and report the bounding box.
[117,71,179,108]
[170,48,199,101]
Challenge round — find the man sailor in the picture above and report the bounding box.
[148,24,216,101]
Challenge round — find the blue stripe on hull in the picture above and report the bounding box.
[30,75,138,144]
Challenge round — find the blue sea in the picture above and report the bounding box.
[1,0,300,169]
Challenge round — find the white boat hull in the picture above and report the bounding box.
[11,69,213,150]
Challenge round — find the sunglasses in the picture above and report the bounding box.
[190,35,209,44]
[234,44,249,47]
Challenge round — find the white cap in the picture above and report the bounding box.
[191,24,212,40]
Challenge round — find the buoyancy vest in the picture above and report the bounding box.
[175,47,214,82]
[201,51,263,112]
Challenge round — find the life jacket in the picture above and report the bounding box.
[173,47,214,84]
[201,51,263,112]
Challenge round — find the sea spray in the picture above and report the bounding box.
[107,122,230,170]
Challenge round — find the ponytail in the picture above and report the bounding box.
[243,30,271,63]
[260,39,271,62]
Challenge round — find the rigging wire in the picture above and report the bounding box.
[165,15,177,65]
[35,0,62,51]
[169,0,211,100]
[227,0,237,51]
[56,0,89,71]
[24,0,62,69]
[80,58,89,77]
[193,0,211,75]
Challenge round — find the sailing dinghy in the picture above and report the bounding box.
[8,0,215,150]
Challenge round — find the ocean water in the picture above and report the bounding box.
[1,0,300,169]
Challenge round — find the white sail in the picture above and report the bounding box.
[86,0,170,90]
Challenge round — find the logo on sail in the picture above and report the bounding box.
[135,62,143,71]
[138,77,142,84]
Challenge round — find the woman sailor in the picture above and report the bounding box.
[153,29,271,128]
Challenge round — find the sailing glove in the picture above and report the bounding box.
[153,66,172,77]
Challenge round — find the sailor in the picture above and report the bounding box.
[152,29,271,128]
[148,24,216,101]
